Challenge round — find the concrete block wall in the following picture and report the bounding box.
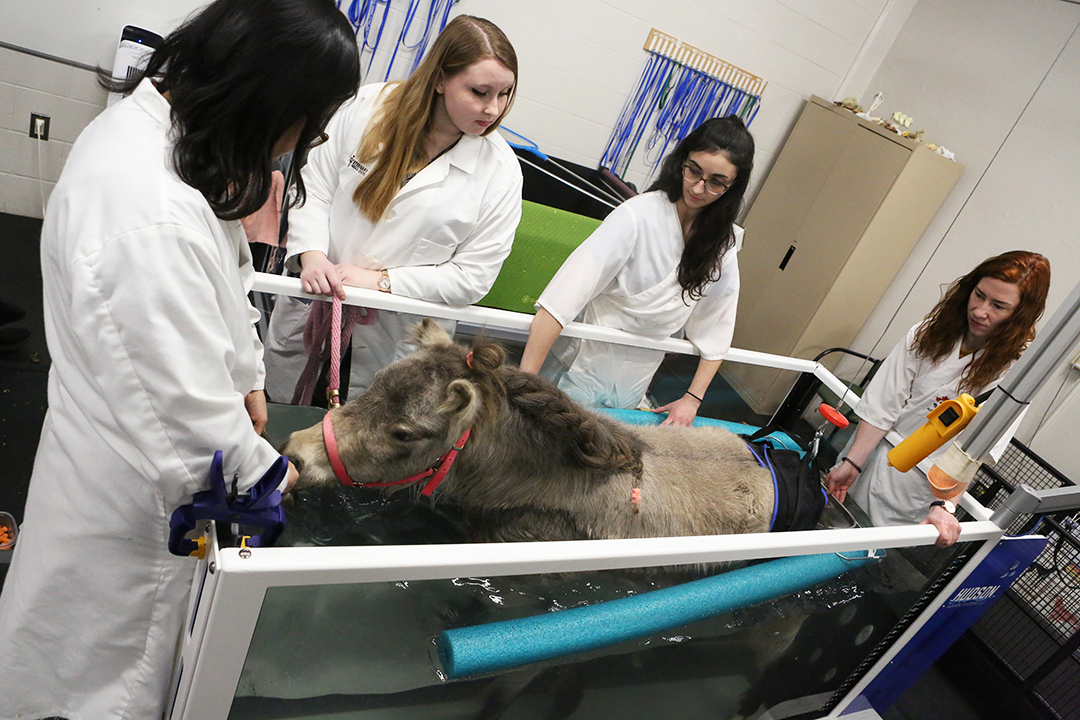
[354,2,436,86]
[0,47,108,219]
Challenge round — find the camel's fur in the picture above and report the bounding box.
[283,320,774,541]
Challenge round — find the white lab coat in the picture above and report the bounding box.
[0,79,282,720]
[845,323,1005,526]
[536,190,740,409]
[263,82,523,401]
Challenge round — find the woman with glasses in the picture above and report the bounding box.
[0,1,359,717]
[520,116,754,425]
[263,15,522,402]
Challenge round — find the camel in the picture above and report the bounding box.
[277,320,845,719]
[282,319,794,542]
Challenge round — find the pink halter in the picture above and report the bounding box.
[322,413,470,496]
[319,298,473,496]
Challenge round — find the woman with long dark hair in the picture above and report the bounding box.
[826,251,1051,546]
[263,14,523,401]
[520,116,755,425]
[0,1,359,717]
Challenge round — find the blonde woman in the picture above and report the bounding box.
[265,15,522,401]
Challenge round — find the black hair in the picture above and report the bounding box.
[647,116,755,301]
[100,0,360,220]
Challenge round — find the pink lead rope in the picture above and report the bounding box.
[321,296,471,496]
[291,294,376,406]
[327,295,344,408]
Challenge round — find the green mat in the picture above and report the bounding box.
[478,200,602,315]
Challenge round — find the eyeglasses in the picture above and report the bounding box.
[682,163,732,195]
[307,131,329,150]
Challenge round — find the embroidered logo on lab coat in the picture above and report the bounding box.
[348,156,370,176]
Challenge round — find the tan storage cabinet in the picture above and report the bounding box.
[721,95,964,416]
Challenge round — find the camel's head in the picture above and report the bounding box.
[282,319,506,491]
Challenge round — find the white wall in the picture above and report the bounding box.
[0,0,200,68]
[456,0,914,196]
[0,0,910,219]
[835,0,1080,480]
[0,0,203,218]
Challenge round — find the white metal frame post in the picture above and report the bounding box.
[823,531,1003,717]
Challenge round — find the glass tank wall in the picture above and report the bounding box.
[218,482,981,720]
[215,279,999,720]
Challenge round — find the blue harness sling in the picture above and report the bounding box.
[743,438,829,533]
[167,451,289,557]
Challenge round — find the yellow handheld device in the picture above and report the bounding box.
[887,393,980,472]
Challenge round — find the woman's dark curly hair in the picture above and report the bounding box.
[647,116,755,301]
[914,250,1051,394]
[100,0,360,220]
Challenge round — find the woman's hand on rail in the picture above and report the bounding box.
[825,462,860,503]
[921,505,962,547]
[655,395,700,427]
[335,264,381,291]
[299,251,345,299]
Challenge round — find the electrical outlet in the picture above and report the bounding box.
[29,113,50,141]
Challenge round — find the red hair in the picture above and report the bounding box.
[913,250,1050,394]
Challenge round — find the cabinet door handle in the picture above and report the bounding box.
[779,245,796,270]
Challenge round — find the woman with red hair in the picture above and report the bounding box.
[826,250,1051,546]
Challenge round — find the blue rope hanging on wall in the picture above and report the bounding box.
[601,52,679,182]
[602,29,766,184]
[336,0,456,83]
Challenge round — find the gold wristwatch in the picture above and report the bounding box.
[377,269,391,293]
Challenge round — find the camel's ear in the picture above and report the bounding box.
[467,341,506,373]
[413,318,453,349]
[439,378,482,429]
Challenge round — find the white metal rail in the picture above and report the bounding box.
[252,273,863,407]
[251,272,995,523]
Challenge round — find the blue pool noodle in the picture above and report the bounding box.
[438,551,879,679]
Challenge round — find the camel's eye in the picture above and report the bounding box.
[390,426,419,443]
